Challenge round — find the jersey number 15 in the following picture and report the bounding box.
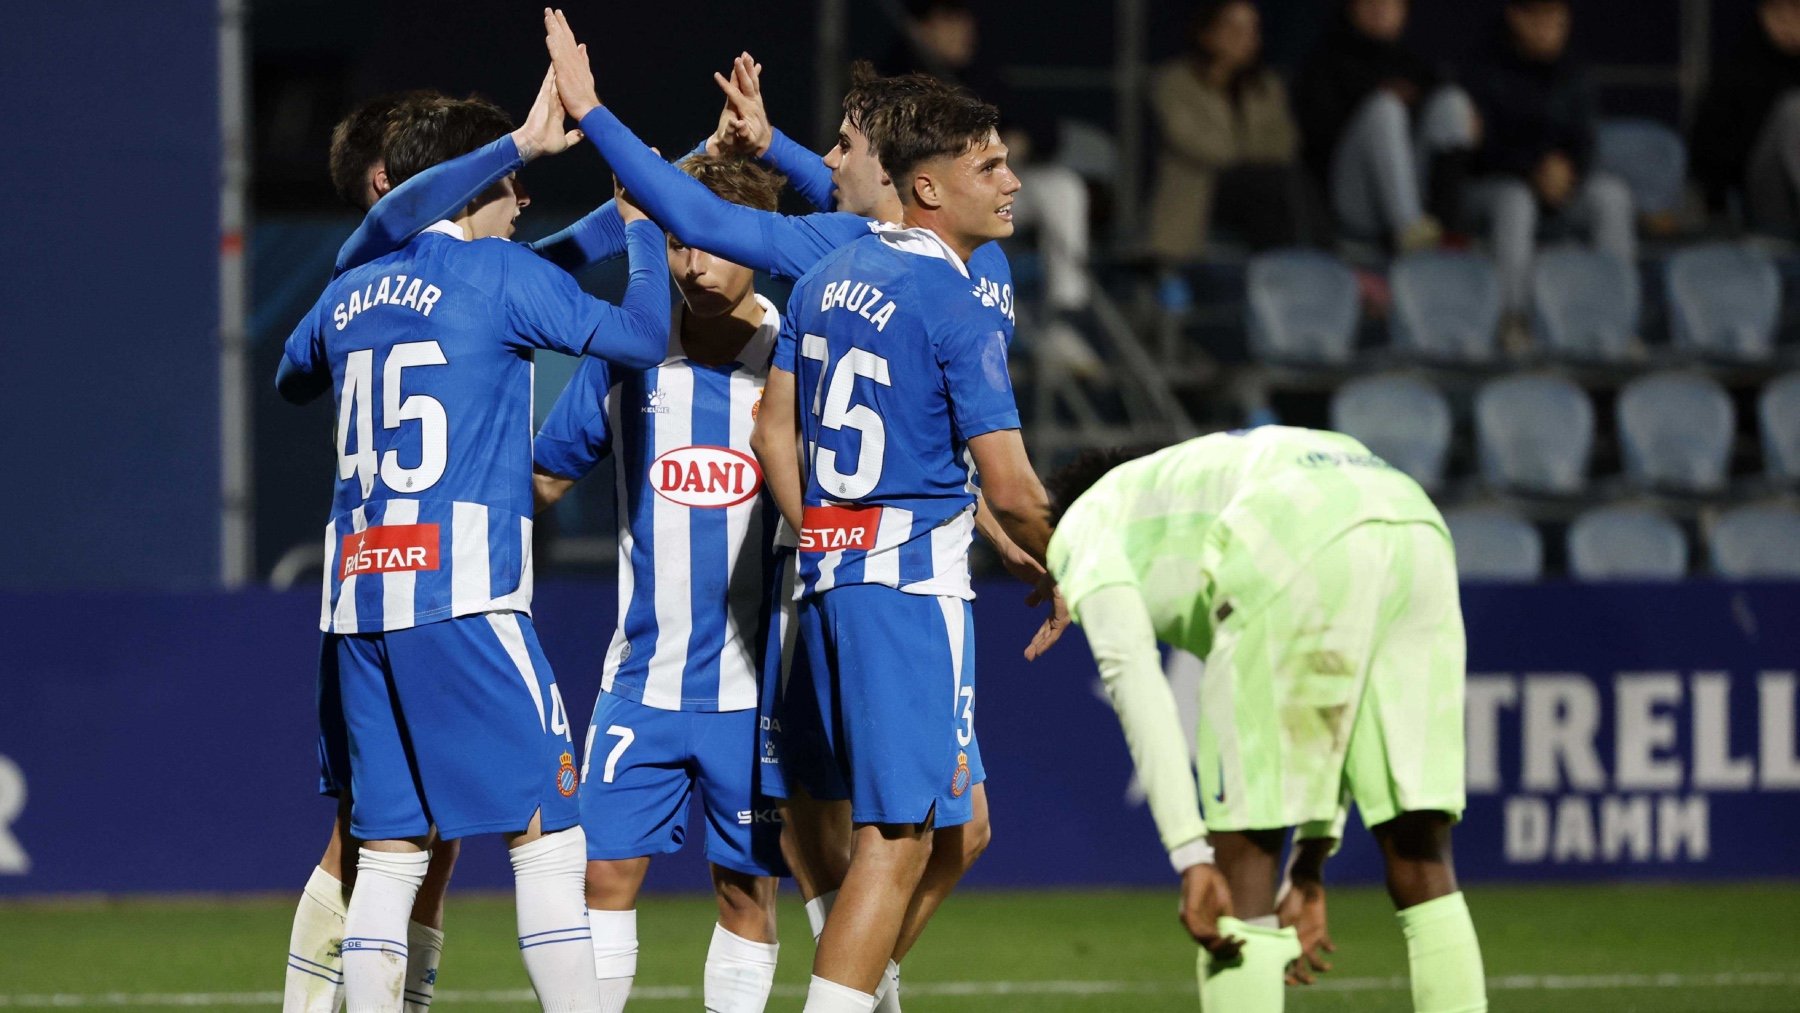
[338,341,448,499]
[800,335,891,500]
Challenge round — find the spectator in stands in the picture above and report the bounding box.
[880,0,1100,375]
[1692,0,1800,233]
[1462,0,1634,336]
[1148,0,1313,262]
[1294,0,1477,253]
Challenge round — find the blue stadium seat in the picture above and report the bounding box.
[1710,504,1800,578]
[1246,250,1361,366]
[1566,505,1688,581]
[1530,247,1640,363]
[1329,373,1452,492]
[1390,251,1502,363]
[1475,373,1594,495]
[1761,372,1800,487]
[1445,507,1544,581]
[1617,371,1735,495]
[1595,118,1688,214]
[1665,244,1780,363]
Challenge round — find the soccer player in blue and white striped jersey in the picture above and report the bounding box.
[532,155,792,1013]
[277,92,669,1012]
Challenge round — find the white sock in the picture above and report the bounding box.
[588,908,637,1013]
[284,866,348,1013]
[510,829,601,1012]
[402,921,444,1012]
[804,890,838,943]
[344,849,430,1013]
[703,923,779,1013]
[803,975,875,1013]
[872,960,902,1012]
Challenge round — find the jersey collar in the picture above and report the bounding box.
[423,220,466,241]
[877,226,970,278]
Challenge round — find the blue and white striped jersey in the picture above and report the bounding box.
[535,296,781,712]
[278,219,669,633]
[774,229,1021,601]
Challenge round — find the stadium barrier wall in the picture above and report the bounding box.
[1,581,1796,895]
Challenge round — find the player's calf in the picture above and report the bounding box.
[707,865,781,1013]
[1375,811,1486,1013]
[508,823,603,1012]
[809,822,934,1007]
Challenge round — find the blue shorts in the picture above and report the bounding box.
[763,583,984,828]
[579,692,786,878]
[324,611,581,842]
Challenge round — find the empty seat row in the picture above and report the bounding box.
[1330,369,1800,496]
[1249,243,1786,367]
[1446,503,1800,581]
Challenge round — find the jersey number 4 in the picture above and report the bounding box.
[800,335,891,499]
[338,341,449,499]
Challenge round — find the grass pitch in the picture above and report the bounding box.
[2,882,1796,1011]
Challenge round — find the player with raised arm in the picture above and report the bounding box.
[530,155,793,1013]
[284,78,576,1013]
[276,92,669,1012]
[746,86,1061,1012]
[1043,428,1487,1013]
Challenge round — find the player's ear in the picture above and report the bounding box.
[914,171,941,210]
[371,166,393,198]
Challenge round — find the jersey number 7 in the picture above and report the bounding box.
[338,341,449,500]
[800,334,891,499]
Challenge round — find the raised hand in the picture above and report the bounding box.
[542,8,600,119]
[709,53,772,158]
[512,65,584,162]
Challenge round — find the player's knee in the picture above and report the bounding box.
[1374,810,1453,864]
[960,814,992,870]
[585,857,648,910]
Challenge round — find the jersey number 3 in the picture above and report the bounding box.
[338,341,449,499]
[800,335,891,499]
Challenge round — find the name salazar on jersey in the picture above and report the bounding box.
[332,273,444,330]
[651,446,763,508]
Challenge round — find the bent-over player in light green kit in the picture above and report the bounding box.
[1042,426,1487,1013]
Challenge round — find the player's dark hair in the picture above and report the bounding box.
[327,90,444,210]
[1046,446,1160,526]
[876,90,1002,206]
[840,60,956,141]
[676,154,786,213]
[382,95,515,189]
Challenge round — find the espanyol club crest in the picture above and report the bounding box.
[650,446,763,508]
[951,751,972,798]
[557,752,578,796]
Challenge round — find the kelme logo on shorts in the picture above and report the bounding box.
[951,751,972,798]
[557,752,578,797]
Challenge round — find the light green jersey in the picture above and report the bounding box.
[1047,426,1445,656]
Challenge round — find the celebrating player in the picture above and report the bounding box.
[531,154,793,1013]
[748,85,1060,1012]
[1043,427,1487,1013]
[275,91,670,1011]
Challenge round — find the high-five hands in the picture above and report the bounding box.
[511,65,584,162]
[543,8,601,120]
[709,53,772,158]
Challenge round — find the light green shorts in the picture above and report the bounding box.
[1195,520,1467,833]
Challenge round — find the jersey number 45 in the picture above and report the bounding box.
[337,340,448,499]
